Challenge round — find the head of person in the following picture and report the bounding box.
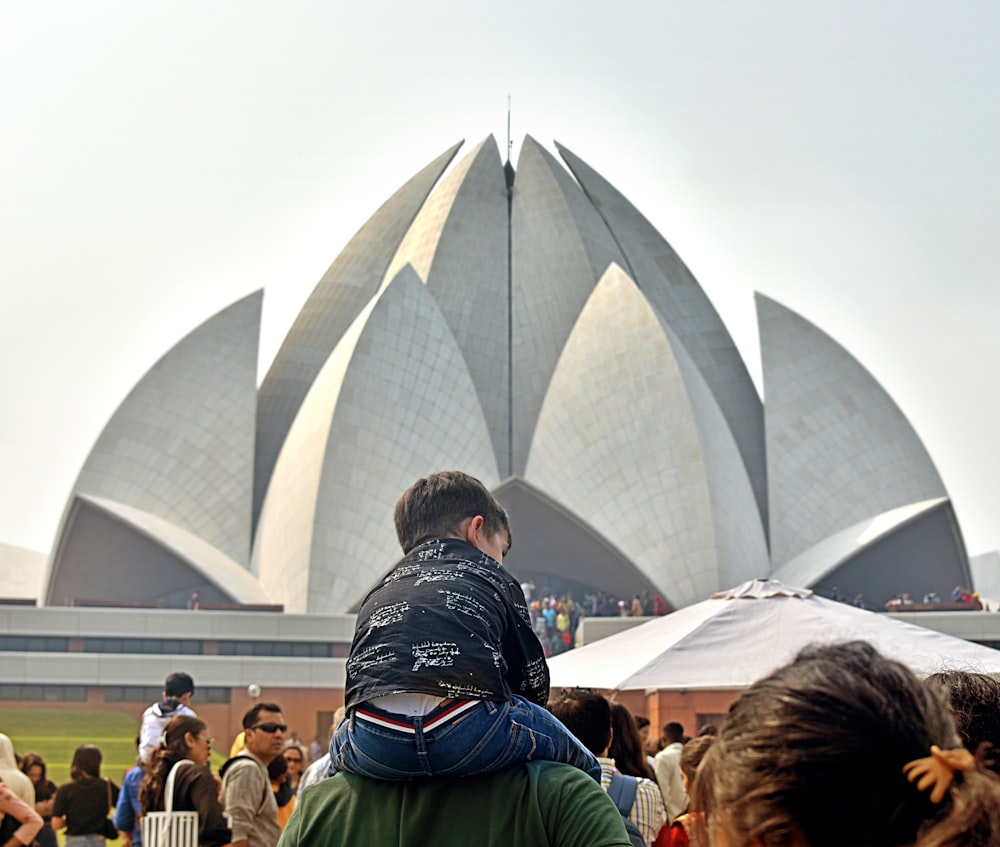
[679,734,713,794]
[609,702,656,780]
[164,671,195,705]
[692,641,1000,847]
[282,741,307,780]
[267,750,288,783]
[242,702,286,765]
[159,715,212,766]
[140,716,212,814]
[547,690,611,757]
[70,745,102,781]
[663,721,685,745]
[634,714,650,740]
[0,734,19,773]
[394,471,511,563]
[20,752,47,786]
[925,670,1000,775]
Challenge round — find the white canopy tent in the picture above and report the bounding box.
[547,579,1000,691]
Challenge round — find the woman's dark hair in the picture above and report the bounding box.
[20,752,47,781]
[925,671,1000,775]
[609,702,655,781]
[70,745,102,780]
[139,715,207,814]
[691,641,1000,847]
[546,690,611,757]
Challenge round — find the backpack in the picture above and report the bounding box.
[606,772,646,847]
[219,754,271,808]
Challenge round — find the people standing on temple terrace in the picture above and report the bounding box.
[532,600,551,647]
[548,689,667,846]
[51,745,119,847]
[138,672,197,763]
[0,735,34,807]
[663,735,713,847]
[654,721,688,823]
[925,670,1000,776]
[0,778,43,847]
[690,641,1000,847]
[21,752,58,847]
[330,470,600,782]
[139,716,230,847]
[542,597,557,631]
[220,702,285,847]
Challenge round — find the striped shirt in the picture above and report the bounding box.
[598,757,667,845]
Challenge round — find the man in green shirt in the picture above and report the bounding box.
[278,760,632,847]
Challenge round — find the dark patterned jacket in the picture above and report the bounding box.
[344,538,550,708]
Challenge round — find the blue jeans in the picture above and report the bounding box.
[65,837,106,847]
[330,695,601,781]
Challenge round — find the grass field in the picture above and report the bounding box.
[2,708,228,846]
[2,708,141,846]
[2,709,141,786]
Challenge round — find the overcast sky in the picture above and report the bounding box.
[3,1,998,560]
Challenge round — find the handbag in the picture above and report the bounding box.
[140,760,199,847]
[103,779,119,839]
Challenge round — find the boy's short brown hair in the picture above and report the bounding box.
[394,470,511,554]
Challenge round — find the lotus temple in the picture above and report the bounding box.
[3,135,996,736]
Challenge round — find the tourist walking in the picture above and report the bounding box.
[51,745,119,847]
[139,715,230,847]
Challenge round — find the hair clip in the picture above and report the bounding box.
[158,731,169,748]
[902,745,975,803]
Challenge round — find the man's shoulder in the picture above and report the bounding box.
[221,752,266,781]
[305,761,592,799]
[287,764,632,847]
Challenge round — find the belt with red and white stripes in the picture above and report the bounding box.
[354,699,481,734]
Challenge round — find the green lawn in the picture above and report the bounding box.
[2,707,231,847]
[1,709,145,846]
[2,706,228,782]
[1,708,141,786]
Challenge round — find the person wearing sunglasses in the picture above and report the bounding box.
[281,743,308,797]
[220,703,286,847]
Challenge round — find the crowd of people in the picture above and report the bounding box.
[3,471,1000,847]
[827,584,988,611]
[3,652,999,847]
[0,680,320,847]
[527,589,670,656]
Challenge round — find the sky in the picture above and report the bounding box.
[2,1,998,560]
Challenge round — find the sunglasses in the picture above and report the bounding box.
[284,756,302,763]
[249,722,287,734]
